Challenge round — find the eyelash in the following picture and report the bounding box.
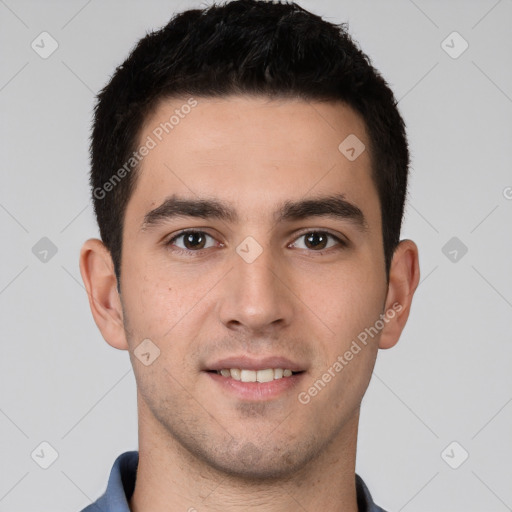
[165,229,348,256]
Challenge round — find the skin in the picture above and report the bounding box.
[79,96,420,512]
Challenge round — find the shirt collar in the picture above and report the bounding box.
[80,451,387,512]
[80,451,138,512]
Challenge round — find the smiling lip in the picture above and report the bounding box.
[203,355,307,401]
[206,371,305,400]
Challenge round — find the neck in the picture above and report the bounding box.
[130,400,360,512]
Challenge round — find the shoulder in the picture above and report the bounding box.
[355,473,389,512]
[79,451,139,512]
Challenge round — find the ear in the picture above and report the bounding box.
[79,238,129,350]
[379,239,420,350]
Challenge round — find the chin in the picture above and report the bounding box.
[189,436,324,482]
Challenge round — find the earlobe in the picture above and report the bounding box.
[79,238,129,351]
[379,239,420,350]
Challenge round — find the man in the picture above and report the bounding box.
[79,0,420,510]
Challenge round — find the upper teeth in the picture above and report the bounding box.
[218,368,294,383]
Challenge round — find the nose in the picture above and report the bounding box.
[217,242,294,337]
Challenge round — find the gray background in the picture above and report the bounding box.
[1,0,511,510]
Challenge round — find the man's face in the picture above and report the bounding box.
[120,96,388,478]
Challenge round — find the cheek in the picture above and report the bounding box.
[310,261,385,336]
[121,251,218,352]
[121,252,179,341]
[301,271,382,408]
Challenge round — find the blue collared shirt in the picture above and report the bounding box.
[80,451,387,512]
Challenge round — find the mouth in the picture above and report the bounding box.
[203,356,307,401]
[210,368,303,383]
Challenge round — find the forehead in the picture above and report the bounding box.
[141,95,369,161]
[126,95,378,226]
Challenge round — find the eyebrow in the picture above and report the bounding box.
[141,193,368,232]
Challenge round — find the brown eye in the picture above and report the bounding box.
[290,231,346,252]
[167,230,217,252]
[182,231,207,249]
[304,232,329,250]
